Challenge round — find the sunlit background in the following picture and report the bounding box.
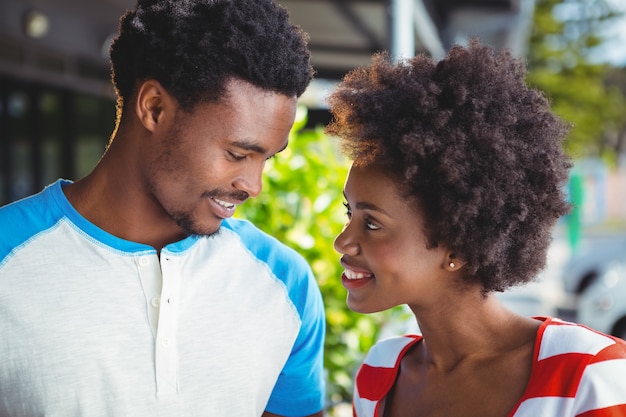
[1,0,625,414]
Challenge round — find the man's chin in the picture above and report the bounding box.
[183,222,223,238]
[193,226,222,238]
[174,214,223,238]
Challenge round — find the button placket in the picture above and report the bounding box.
[135,254,162,338]
[154,253,181,397]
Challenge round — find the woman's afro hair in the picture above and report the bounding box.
[110,0,313,111]
[326,39,572,292]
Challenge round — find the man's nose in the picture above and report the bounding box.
[234,163,263,198]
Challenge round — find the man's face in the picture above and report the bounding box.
[145,79,297,237]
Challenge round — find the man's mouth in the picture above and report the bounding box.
[212,197,236,210]
[210,196,238,218]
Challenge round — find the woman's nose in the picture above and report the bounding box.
[334,224,359,256]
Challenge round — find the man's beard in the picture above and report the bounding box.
[170,210,218,238]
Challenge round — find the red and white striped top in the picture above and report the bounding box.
[353,317,626,417]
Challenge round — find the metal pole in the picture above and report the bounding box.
[390,0,415,61]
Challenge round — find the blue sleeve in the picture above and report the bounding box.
[0,181,62,266]
[222,218,326,416]
[265,263,326,416]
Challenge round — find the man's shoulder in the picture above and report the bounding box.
[222,217,276,240]
[220,218,314,283]
[222,218,305,260]
[0,180,65,219]
[0,182,65,264]
[0,189,46,218]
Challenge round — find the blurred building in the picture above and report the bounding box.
[0,0,535,204]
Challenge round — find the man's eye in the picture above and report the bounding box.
[228,151,246,161]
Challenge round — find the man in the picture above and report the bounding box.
[0,1,325,416]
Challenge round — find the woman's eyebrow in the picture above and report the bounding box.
[343,192,391,216]
[354,200,392,217]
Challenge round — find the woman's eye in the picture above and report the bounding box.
[365,218,381,230]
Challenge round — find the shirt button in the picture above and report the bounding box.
[138,257,149,266]
[151,297,161,308]
[161,338,170,347]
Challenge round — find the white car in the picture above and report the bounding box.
[560,235,626,294]
[577,260,626,340]
[496,237,571,319]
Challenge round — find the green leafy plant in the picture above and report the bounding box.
[528,0,626,163]
[235,107,395,410]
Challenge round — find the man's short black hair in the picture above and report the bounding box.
[110,0,313,111]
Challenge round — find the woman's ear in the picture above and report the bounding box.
[445,252,466,271]
[135,80,169,132]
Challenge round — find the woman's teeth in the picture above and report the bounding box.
[344,269,372,280]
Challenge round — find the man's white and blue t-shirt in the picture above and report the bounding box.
[0,179,325,417]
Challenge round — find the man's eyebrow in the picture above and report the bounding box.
[231,140,266,154]
[231,140,289,155]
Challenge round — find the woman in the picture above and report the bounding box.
[326,39,626,417]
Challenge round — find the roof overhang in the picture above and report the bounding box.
[0,0,535,107]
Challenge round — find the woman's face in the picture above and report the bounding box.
[334,164,450,314]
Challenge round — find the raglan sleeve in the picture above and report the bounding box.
[264,257,326,416]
